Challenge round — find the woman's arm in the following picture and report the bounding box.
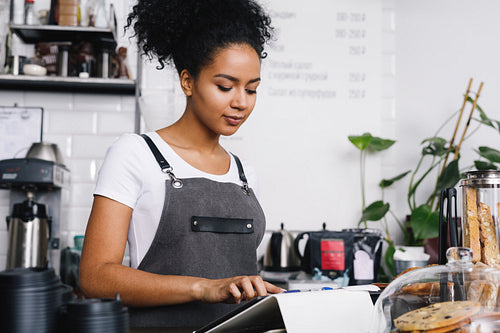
[79,195,282,307]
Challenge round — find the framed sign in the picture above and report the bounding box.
[0,106,44,160]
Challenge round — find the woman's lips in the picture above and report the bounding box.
[224,115,244,126]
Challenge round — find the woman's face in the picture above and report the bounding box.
[184,43,261,137]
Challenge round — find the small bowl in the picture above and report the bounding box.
[23,64,47,76]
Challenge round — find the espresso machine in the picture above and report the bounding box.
[0,143,70,273]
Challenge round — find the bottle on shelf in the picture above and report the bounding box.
[24,0,39,25]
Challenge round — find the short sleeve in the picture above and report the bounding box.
[94,134,146,209]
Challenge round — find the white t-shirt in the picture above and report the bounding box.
[94,131,259,269]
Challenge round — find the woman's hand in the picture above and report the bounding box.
[194,275,285,304]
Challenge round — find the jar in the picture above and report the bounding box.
[371,247,500,332]
[24,0,38,25]
[460,171,500,266]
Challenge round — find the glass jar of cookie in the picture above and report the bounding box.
[461,171,500,267]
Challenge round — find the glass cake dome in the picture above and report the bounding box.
[371,247,500,332]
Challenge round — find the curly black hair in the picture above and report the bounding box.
[126,0,273,77]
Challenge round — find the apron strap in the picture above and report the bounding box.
[231,153,250,195]
[140,134,171,171]
[140,134,183,188]
[140,134,249,192]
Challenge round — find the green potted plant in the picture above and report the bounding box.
[404,94,500,249]
[349,81,500,278]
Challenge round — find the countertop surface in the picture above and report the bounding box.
[130,328,197,333]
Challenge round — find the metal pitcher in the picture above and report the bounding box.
[6,196,50,269]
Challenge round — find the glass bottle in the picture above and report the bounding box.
[24,0,38,25]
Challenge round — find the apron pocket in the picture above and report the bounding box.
[191,216,254,234]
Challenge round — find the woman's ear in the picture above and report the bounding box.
[180,69,194,97]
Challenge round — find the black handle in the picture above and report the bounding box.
[438,188,459,265]
[270,233,282,266]
[294,232,309,260]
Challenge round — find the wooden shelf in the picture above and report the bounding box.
[0,74,136,94]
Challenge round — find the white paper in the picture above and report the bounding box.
[198,289,375,333]
[0,106,43,160]
[275,290,374,333]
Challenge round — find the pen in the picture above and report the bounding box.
[284,287,333,293]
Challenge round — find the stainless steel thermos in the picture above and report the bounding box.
[6,196,50,269]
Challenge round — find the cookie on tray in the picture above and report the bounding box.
[394,301,481,331]
[401,282,453,296]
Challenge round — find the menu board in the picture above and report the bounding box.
[221,0,383,230]
[139,0,384,230]
[0,106,43,160]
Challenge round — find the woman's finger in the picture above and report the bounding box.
[250,276,267,296]
[228,282,242,303]
[264,281,286,294]
[238,277,256,301]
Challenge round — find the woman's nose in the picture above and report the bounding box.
[230,89,248,110]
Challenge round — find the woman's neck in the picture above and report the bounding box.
[158,111,220,153]
[156,114,231,175]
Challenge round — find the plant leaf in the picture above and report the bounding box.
[384,242,396,278]
[474,160,498,171]
[476,108,494,128]
[436,159,460,193]
[467,96,491,125]
[421,137,448,156]
[359,200,390,222]
[466,97,500,134]
[380,170,411,188]
[368,136,396,152]
[348,133,372,151]
[410,204,440,241]
[477,146,500,163]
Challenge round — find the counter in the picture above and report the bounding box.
[130,328,196,333]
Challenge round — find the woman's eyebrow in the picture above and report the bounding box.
[214,74,261,83]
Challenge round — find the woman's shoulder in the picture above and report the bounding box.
[96,133,159,207]
[106,133,151,159]
[100,133,157,178]
[112,132,145,149]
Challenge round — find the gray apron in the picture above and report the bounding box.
[129,134,266,328]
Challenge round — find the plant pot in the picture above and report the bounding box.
[393,245,430,275]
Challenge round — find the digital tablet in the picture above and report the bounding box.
[194,295,285,333]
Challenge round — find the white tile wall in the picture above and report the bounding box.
[0,0,397,265]
[0,92,134,256]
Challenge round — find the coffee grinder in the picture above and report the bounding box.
[0,143,70,273]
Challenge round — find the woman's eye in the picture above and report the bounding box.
[246,89,257,95]
[217,85,231,92]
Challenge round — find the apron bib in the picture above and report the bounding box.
[129,134,266,328]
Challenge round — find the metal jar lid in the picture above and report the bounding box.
[460,170,500,187]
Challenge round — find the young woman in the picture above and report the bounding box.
[79,0,282,328]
